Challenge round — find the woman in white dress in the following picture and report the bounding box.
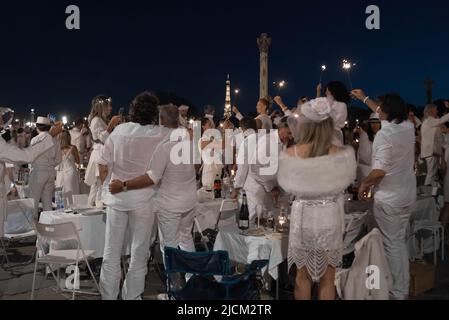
[56,131,80,208]
[85,95,122,207]
[277,98,356,300]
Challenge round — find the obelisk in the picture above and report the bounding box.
[424,77,434,104]
[257,33,271,100]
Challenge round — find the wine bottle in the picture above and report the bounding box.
[239,192,250,230]
[214,174,222,199]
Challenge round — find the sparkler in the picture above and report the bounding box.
[319,65,327,84]
[273,80,286,96]
[342,59,354,90]
[234,89,240,107]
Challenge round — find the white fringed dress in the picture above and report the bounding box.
[277,146,357,282]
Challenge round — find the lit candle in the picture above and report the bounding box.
[367,188,372,199]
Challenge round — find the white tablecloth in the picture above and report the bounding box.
[213,226,288,280]
[39,209,107,258]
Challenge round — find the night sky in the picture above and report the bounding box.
[1,0,448,121]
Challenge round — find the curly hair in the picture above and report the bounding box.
[129,91,160,126]
[326,81,350,104]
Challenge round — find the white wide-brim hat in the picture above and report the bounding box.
[300,98,333,122]
[36,116,51,125]
[179,105,190,111]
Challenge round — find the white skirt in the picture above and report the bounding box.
[288,196,344,282]
[85,146,102,186]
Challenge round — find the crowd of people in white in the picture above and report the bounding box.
[1,81,448,300]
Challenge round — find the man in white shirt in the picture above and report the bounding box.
[233,98,273,131]
[29,117,62,217]
[70,119,86,162]
[109,105,197,259]
[149,106,197,254]
[232,117,282,220]
[420,103,449,186]
[98,92,171,300]
[356,92,416,300]
[0,120,62,237]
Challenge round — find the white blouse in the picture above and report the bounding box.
[90,117,109,145]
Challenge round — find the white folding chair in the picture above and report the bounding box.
[193,199,239,252]
[31,220,100,300]
[1,199,36,268]
[215,199,239,230]
[343,212,368,256]
[72,194,89,206]
[410,219,445,265]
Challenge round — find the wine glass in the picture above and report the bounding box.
[255,205,264,230]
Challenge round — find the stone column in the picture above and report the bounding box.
[424,77,434,104]
[257,33,271,100]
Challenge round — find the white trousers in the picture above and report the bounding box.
[374,201,412,300]
[425,157,438,186]
[99,201,155,300]
[156,206,195,254]
[29,169,56,218]
[88,178,103,207]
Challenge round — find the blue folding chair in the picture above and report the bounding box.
[164,247,268,300]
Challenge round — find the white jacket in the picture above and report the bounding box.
[421,115,449,158]
[337,228,393,300]
[0,135,54,237]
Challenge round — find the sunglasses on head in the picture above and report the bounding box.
[96,97,112,104]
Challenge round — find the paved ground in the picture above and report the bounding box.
[1,238,448,300]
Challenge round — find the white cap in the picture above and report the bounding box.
[179,105,189,111]
[36,116,51,125]
[368,113,380,122]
